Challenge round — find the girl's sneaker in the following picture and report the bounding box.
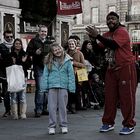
[48,128,55,135]
[119,127,134,135]
[61,127,68,134]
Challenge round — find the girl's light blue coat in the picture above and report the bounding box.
[40,54,76,93]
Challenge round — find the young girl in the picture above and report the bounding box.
[10,38,30,119]
[40,42,75,135]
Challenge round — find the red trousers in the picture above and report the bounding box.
[102,63,137,127]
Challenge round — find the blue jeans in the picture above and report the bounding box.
[10,90,26,105]
[2,79,11,112]
[34,66,47,113]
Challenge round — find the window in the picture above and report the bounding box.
[76,13,82,25]
[132,30,140,42]
[91,7,98,24]
[120,0,127,1]
[108,6,116,12]
[131,5,140,15]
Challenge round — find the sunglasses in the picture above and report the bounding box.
[5,36,13,39]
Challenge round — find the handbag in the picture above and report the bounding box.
[85,60,94,72]
[76,68,88,82]
[6,65,26,92]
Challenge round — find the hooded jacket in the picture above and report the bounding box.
[40,54,76,93]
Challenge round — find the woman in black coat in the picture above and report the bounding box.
[10,38,31,119]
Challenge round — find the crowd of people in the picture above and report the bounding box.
[0,11,138,136]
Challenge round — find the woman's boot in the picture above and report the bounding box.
[19,103,27,119]
[11,104,18,120]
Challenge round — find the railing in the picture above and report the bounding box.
[125,14,140,22]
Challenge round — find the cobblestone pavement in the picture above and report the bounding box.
[0,85,140,140]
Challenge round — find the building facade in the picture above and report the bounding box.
[126,0,140,42]
[0,0,140,47]
[54,15,74,47]
[0,0,21,42]
[72,0,140,44]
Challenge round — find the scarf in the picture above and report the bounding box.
[3,39,14,52]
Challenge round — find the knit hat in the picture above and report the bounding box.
[107,11,119,19]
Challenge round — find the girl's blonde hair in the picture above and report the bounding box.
[45,42,65,72]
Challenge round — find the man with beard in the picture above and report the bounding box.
[86,11,137,135]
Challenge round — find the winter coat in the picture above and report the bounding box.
[0,43,13,78]
[81,49,99,67]
[67,49,85,73]
[26,35,54,69]
[10,50,31,77]
[40,54,76,93]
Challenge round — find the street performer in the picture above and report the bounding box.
[86,11,137,135]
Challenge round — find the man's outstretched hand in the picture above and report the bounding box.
[86,25,99,39]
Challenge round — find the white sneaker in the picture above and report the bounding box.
[48,128,55,135]
[20,114,27,119]
[61,127,68,134]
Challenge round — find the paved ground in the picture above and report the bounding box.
[0,84,140,140]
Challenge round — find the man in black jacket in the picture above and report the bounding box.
[0,30,14,117]
[26,25,55,117]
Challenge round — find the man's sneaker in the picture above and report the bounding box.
[61,127,68,134]
[119,127,134,135]
[48,128,55,135]
[100,124,114,132]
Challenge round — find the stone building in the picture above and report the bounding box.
[54,15,74,47]
[72,0,140,44]
[0,0,21,42]
[0,0,140,47]
[126,0,140,42]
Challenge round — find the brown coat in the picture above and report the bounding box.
[67,49,85,73]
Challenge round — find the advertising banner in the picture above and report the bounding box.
[57,0,82,15]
